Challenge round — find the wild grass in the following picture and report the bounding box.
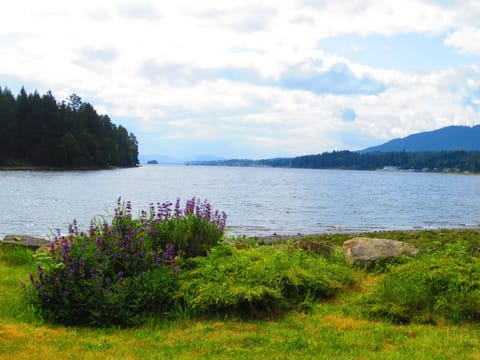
[2,230,480,359]
[361,242,480,324]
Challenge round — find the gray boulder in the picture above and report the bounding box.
[2,235,50,250]
[343,237,418,266]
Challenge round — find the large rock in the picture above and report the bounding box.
[2,235,50,250]
[343,237,418,266]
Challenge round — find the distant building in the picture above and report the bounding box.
[382,166,399,171]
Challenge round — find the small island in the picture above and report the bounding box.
[0,87,138,169]
[147,160,158,164]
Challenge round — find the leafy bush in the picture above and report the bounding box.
[113,197,227,258]
[0,245,34,266]
[25,198,226,327]
[362,243,480,324]
[178,244,354,317]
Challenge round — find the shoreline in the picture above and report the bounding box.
[4,227,480,245]
[234,226,480,243]
[0,166,135,171]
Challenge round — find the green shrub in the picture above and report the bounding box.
[25,198,226,327]
[114,197,226,258]
[0,245,34,266]
[362,243,480,324]
[178,244,354,317]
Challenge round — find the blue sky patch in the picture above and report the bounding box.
[279,62,385,95]
[317,32,480,72]
[341,108,356,122]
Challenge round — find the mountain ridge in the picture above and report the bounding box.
[360,125,480,153]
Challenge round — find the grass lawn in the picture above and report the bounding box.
[1,230,480,359]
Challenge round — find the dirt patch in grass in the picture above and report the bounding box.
[0,324,28,341]
[323,314,371,331]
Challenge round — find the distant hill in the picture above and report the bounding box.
[360,125,480,153]
[187,124,480,173]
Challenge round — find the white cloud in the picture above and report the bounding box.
[445,27,480,54]
[116,1,163,21]
[1,0,480,159]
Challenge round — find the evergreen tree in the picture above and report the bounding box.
[0,87,138,168]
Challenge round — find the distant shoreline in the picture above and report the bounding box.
[0,165,138,171]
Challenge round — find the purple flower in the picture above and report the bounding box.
[37,264,44,280]
[185,197,195,215]
[68,219,79,235]
[61,241,71,263]
[174,198,181,217]
[205,201,212,221]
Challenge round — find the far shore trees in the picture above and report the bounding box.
[0,87,138,168]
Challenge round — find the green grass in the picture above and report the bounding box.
[2,230,480,359]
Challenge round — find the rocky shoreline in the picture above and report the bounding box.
[1,235,50,250]
[1,232,425,268]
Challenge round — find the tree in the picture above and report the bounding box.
[67,93,82,111]
[0,87,17,164]
[0,87,139,168]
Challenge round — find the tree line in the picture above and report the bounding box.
[190,150,480,173]
[0,87,138,168]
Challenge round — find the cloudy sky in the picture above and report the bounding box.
[1,0,480,160]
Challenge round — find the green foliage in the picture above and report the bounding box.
[0,86,138,168]
[362,243,480,324]
[178,244,354,317]
[0,245,34,266]
[113,197,227,258]
[25,198,226,327]
[26,235,179,327]
[7,230,480,358]
[197,149,480,173]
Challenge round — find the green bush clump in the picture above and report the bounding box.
[113,197,227,258]
[25,198,227,327]
[178,244,355,317]
[362,243,480,324]
[0,245,34,266]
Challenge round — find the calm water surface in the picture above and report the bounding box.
[1,165,479,238]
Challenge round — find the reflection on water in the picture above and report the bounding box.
[1,166,479,238]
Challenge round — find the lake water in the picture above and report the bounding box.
[1,165,479,239]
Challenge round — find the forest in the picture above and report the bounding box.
[191,150,480,173]
[0,87,138,168]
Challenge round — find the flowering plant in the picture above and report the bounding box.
[25,198,227,326]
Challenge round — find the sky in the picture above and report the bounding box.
[1,0,480,161]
